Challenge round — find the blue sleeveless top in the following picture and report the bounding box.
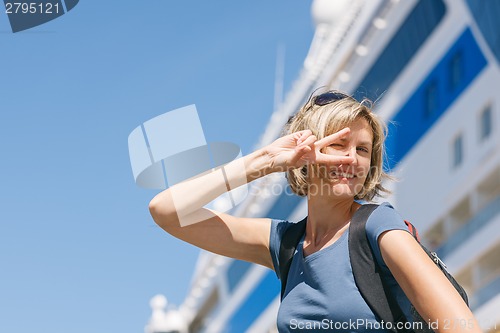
[269,203,413,332]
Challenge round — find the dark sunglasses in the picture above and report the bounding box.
[313,91,351,106]
[287,91,353,125]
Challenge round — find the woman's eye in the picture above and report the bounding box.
[357,147,369,153]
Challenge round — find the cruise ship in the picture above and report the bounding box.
[145,0,500,332]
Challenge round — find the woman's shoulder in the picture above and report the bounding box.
[365,202,408,238]
[272,217,295,229]
[371,201,398,213]
[369,201,404,220]
[269,218,305,245]
[362,202,411,272]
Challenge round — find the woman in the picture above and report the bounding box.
[149,90,480,332]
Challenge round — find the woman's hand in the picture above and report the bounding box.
[264,128,355,173]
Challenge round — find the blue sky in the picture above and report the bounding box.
[0,1,314,332]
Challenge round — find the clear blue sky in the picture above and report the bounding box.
[0,1,314,332]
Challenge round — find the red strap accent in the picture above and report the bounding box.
[404,220,421,242]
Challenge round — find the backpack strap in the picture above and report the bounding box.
[404,220,421,242]
[349,204,409,333]
[278,216,307,300]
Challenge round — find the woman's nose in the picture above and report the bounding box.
[347,146,358,164]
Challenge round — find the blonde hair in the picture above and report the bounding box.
[283,90,391,201]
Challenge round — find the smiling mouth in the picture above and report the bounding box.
[330,171,356,179]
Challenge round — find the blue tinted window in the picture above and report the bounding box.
[226,259,251,292]
[466,0,500,64]
[449,51,464,90]
[480,106,493,141]
[425,80,438,118]
[354,0,446,102]
[452,134,463,169]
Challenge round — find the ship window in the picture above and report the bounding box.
[424,80,438,118]
[449,51,464,90]
[480,105,493,141]
[452,133,464,169]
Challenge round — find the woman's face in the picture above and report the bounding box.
[309,117,373,199]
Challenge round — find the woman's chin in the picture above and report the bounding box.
[328,178,360,194]
[307,176,365,199]
[307,184,354,199]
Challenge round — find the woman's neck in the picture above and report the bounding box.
[305,195,360,247]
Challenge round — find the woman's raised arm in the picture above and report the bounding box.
[148,129,354,268]
[148,147,277,268]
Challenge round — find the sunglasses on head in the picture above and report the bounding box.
[287,91,353,125]
[312,91,351,106]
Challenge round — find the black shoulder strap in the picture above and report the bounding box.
[349,204,408,333]
[278,217,307,300]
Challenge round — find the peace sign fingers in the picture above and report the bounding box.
[313,128,354,165]
[314,152,354,165]
[314,127,350,148]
